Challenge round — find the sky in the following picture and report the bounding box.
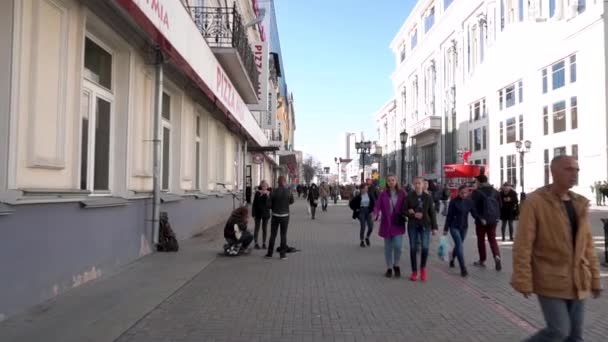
[274,0,416,169]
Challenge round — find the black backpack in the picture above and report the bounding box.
[479,188,500,225]
[157,212,179,252]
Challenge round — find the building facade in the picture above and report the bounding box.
[0,0,294,319]
[387,0,606,196]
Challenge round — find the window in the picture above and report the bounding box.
[500,156,504,185]
[500,0,505,30]
[474,101,481,121]
[469,130,473,150]
[400,44,406,62]
[550,0,556,17]
[474,128,482,151]
[552,61,565,90]
[570,55,577,83]
[518,0,524,21]
[482,126,487,150]
[471,25,479,71]
[499,90,503,110]
[161,92,172,190]
[544,149,550,185]
[519,114,524,140]
[572,144,579,185]
[444,0,453,9]
[425,7,435,33]
[411,29,418,49]
[195,114,201,190]
[500,121,504,145]
[519,153,524,189]
[579,0,586,13]
[507,154,517,187]
[571,96,578,129]
[505,84,516,108]
[518,80,523,103]
[542,69,548,94]
[554,146,566,157]
[482,99,487,118]
[84,37,112,89]
[80,37,114,192]
[506,117,516,143]
[469,106,473,123]
[543,106,549,135]
[553,100,566,133]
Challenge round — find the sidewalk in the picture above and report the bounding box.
[1,201,608,341]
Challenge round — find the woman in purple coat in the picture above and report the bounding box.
[373,175,407,278]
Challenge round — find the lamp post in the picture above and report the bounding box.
[516,140,532,202]
[400,131,409,186]
[334,157,340,187]
[355,141,372,184]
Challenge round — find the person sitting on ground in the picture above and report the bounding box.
[223,206,253,255]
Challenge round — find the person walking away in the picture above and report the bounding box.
[308,183,320,220]
[266,176,295,260]
[405,177,439,282]
[471,175,503,271]
[296,185,302,199]
[512,155,602,341]
[441,184,450,216]
[319,181,330,212]
[373,175,407,278]
[602,181,608,206]
[252,180,271,249]
[499,183,519,241]
[224,206,254,254]
[444,185,479,277]
[349,183,376,247]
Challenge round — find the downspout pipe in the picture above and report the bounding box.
[243,140,248,205]
[152,47,164,245]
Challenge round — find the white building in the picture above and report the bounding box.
[0,0,294,319]
[387,0,605,196]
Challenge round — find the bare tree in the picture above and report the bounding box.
[302,156,321,185]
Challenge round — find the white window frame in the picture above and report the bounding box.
[79,34,116,195]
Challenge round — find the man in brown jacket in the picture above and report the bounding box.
[512,155,602,341]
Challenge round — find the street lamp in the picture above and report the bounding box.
[334,157,340,187]
[400,131,409,185]
[516,140,532,202]
[355,141,372,184]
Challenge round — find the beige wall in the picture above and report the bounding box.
[8,0,247,197]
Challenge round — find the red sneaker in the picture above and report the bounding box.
[409,272,418,282]
[420,268,428,282]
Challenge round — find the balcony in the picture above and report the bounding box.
[188,5,259,104]
[410,115,441,137]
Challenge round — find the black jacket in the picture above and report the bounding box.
[224,214,247,240]
[349,193,376,212]
[499,189,519,220]
[268,186,294,216]
[252,189,271,219]
[308,186,320,207]
[471,184,502,225]
[444,196,479,233]
[404,191,438,230]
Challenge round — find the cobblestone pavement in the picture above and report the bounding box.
[116,199,608,342]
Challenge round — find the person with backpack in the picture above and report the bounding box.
[252,180,271,249]
[349,183,376,247]
[499,182,519,241]
[308,183,320,220]
[266,176,295,260]
[223,206,253,255]
[471,175,502,271]
[404,177,439,282]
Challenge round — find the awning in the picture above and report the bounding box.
[248,146,280,152]
[443,164,485,178]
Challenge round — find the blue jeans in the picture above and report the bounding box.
[358,207,373,241]
[383,234,403,268]
[526,296,585,342]
[408,223,431,272]
[450,227,468,270]
[321,197,328,210]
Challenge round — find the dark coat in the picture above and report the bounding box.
[252,189,271,219]
[349,193,376,212]
[499,189,519,220]
[404,191,438,230]
[471,184,502,225]
[224,214,248,240]
[308,186,320,207]
[444,196,479,233]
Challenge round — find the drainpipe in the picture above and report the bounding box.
[152,47,164,244]
[242,139,248,205]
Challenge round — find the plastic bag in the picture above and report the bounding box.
[438,235,449,261]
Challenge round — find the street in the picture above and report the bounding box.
[2,199,608,342]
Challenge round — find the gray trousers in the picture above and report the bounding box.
[526,295,585,342]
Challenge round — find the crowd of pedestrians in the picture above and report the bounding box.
[221,154,602,340]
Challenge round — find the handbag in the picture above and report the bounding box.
[393,213,407,226]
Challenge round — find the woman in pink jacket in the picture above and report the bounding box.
[374,175,407,278]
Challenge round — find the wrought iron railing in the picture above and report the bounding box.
[188,5,259,91]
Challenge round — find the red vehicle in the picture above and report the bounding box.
[443,151,488,199]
